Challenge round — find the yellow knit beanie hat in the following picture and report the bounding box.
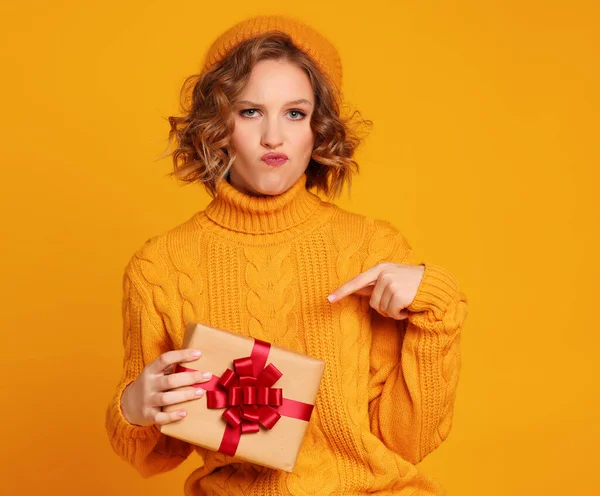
[200,15,343,98]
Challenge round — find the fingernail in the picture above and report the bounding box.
[202,372,212,380]
[195,388,205,397]
[327,294,336,302]
[179,411,187,417]
[191,350,201,357]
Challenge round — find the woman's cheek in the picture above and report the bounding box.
[301,128,315,157]
[231,126,253,151]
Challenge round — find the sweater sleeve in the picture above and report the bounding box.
[367,223,468,464]
[105,257,194,477]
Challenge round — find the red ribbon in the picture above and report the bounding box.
[175,338,315,456]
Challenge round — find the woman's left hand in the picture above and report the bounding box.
[327,263,425,320]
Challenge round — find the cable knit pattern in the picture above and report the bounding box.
[105,173,468,495]
[244,245,300,350]
[330,222,370,493]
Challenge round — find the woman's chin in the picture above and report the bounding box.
[249,178,290,196]
[230,167,298,197]
[252,186,284,197]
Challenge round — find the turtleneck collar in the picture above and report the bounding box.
[204,173,324,234]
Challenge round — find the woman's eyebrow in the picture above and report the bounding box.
[237,99,313,107]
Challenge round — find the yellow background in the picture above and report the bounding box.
[1,1,598,494]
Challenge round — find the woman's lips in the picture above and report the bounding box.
[261,153,288,167]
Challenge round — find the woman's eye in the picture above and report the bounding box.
[288,110,306,120]
[240,109,258,117]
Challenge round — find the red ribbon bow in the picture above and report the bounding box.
[176,338,315,457]
[205,356,284,434]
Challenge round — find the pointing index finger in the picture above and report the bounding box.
[328,265,383,302]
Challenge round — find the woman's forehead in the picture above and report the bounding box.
[240,60,314,99]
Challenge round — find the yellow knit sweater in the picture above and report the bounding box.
[105,172,468,495]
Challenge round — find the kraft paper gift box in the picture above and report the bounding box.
[158,322,326,472]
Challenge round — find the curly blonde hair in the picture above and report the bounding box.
[161,31,372,199]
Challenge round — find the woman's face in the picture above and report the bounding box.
[228,58,315,197]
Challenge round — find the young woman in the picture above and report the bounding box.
[105,14,468,496]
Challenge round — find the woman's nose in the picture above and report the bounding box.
[260,118,284,149]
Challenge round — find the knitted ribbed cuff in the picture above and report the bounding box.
[106,380,162,442]
[407,263,461,315]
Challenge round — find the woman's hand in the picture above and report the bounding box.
[120,349,213,427]
[327,262,425,320]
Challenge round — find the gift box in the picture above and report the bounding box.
[158,322,326,472]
